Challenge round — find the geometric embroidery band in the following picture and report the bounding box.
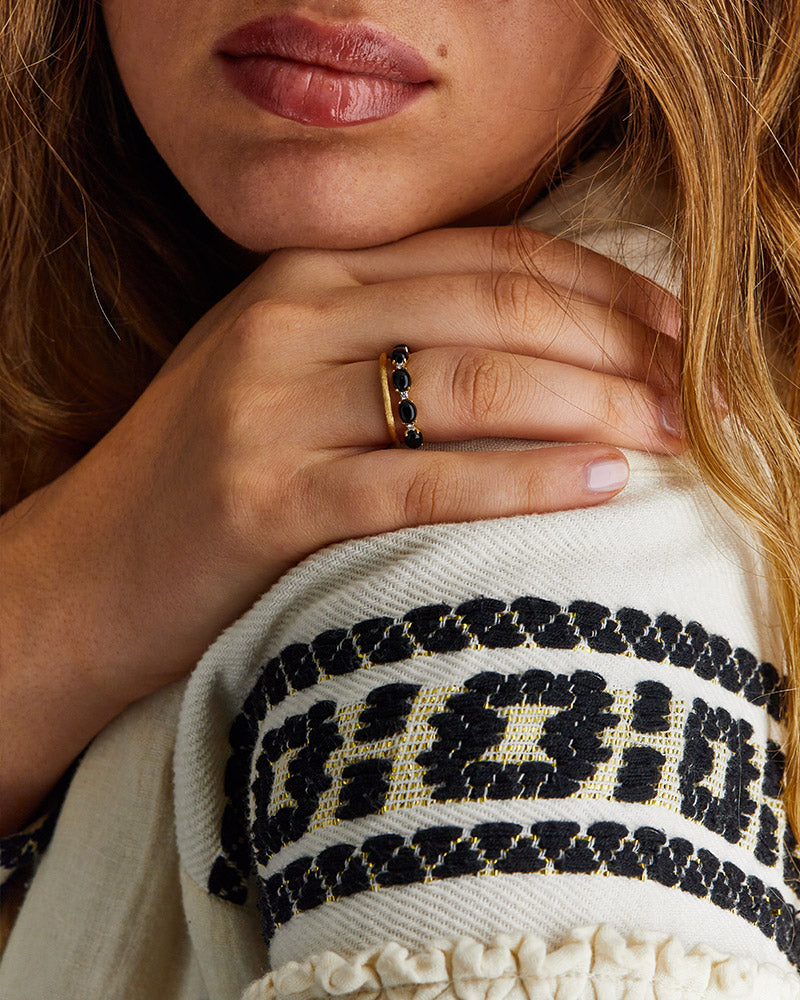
[253,680,784,866]
[257,819,800,968]
[208,597,785,912]
[233,597,781,723]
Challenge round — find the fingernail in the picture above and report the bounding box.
[584,457,629,493]
[658,395,684,438]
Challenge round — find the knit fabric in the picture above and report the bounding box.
[1,149,797,1000]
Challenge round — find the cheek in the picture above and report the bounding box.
[449,14,617,184]
[102,0,199,142]
[474,3,617,120]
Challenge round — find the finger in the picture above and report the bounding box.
[322,271,680,391]
[317,350,684,453]
[314,445,632,542]
[333,226,682,340]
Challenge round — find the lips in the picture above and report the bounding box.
[216,14,432,126]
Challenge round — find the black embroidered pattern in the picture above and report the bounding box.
[251,701,343,863]
[679,699,759,844]
[239,672,782,867]
[631,680,672,732]
[0,812,58,883]
[615,747,667,803]
[418,669,619,801]
[208,596,783,909]
[756,740,791,873]
[256,820,800,967]
[354,683,421,743]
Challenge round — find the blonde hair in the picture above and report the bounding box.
[584,0,800,838]
[2,0,799,836]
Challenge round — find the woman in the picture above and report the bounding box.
[1,0,799,996]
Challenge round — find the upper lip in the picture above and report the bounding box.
[215,13,432,83]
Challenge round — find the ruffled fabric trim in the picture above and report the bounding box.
[241,925,800,1000]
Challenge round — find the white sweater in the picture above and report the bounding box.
[1,151,798,1000]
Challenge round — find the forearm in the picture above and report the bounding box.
[0,481,138,837]
[0,425,267,838]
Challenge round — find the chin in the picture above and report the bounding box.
[220,213,430,254]
[179,157,481,253]
[204,193,448,253]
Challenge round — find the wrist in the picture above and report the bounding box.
[0,475,142,837]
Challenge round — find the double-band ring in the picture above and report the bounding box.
[379,344,423,449]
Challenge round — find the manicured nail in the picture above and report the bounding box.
[584,457,629,493]
[658,395,683,437]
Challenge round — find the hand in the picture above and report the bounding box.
[0,224,683,833]
[13,223,685,692]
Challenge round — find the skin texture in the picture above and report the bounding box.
[102,0,620,252]
[2,4,682,839]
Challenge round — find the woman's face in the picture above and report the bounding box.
[103,1,618,253]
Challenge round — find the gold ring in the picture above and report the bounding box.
[378,353,400,447]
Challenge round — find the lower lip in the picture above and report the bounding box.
[220,55,427,127]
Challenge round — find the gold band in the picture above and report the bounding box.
[378,353,400,446]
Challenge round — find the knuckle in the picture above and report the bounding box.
[279,463,321,537]
[487,224,548,273]
[451,350,515,423]
[219,454,303,560]
[596,381,628,433]
[211,459,268,556]
[225,301,275,351]
[224,299,324,363]
[401,466,462,525]
[198,395,308,559]
[520,459,557,512]
[338,470,385,529]
[486,269,534,331]
[224,301,283,359]
[294,461,391,547]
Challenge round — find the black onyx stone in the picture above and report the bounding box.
[392,369,411,392]
[391,345,410,365]
[405,428,424,449]
[398,399,417,424]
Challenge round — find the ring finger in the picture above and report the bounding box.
[314,348,684,452]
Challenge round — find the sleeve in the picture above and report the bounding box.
[173,450,800,1000]
[0,755,82,894]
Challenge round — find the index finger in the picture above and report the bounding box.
[333,226,682,341]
